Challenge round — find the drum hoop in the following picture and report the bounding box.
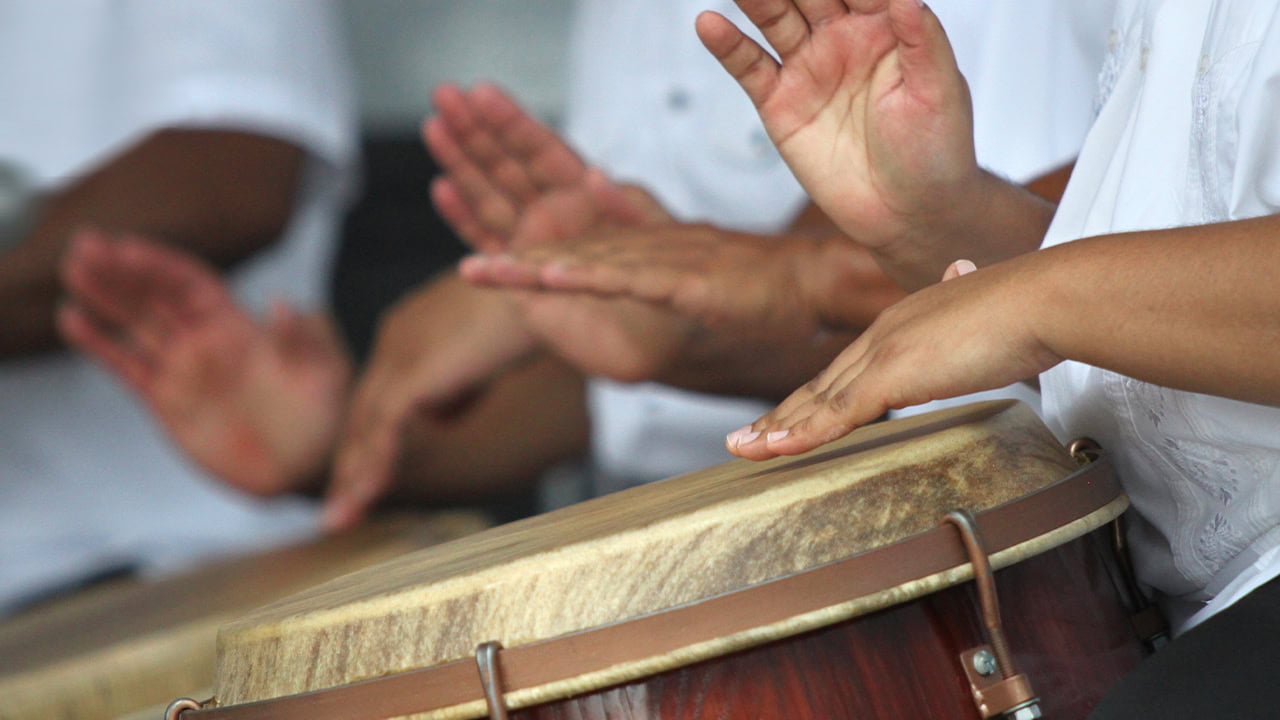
[178,451,1124,720]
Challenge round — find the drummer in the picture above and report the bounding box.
[464,1,1280,717]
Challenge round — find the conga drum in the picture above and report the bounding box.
[176,401,1148,720]
[0,512,490,720]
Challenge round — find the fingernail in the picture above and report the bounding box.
[457,255,487,276]
[954,259,977,276]
[726,425,761,447]
[766,429,791,443]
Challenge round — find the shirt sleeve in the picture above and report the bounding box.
[5,0,358,186]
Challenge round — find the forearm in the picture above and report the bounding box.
[657,245,894,400]
[1026,215,1280,404]
[657,328,861,402]
[875,168,1057,292]
[0,129,304,356]
[390,355,590,504]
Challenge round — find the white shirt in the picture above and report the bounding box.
[1040,0,1280,633]
[0,0,358,613]
[564,0,1112,492]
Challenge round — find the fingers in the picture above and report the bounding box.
[696,11,782,109]
[57,303,154,394]
[429,177,506,253]
[426,82,618,254]
[886,0,963,104]
[430,85,530,198]
[324,379,406,531]
[726,340,882,460]
[61,229,218,355]
[727,386,871,460]
[61,229,158,331]
[459,240,672,299]
[795,0,852,24]
[732,0,812,59]
[423,115,518,245]
[458,253,545,289]
[469,83,586,190]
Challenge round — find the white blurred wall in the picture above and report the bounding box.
[343,0,575,134]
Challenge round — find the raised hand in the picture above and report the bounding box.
[58,229,351,496]
[424,83,699,385]
[697,0,984,280]
[724,257,1061,460]
[424,82,668,253]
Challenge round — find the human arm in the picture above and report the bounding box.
[457,158,1077,388]
[391,353,589,506]
[460,221,904,398]
[1,129,304,357]
[697,0,1054,290]
[728,215,1280,459]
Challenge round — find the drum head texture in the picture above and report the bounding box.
[213,401,1121,716]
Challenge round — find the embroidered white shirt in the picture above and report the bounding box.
[1040,0,1280,633]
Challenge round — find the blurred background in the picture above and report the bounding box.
[333,1,575,364]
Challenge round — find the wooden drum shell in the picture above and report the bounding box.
[516,529,1143,719]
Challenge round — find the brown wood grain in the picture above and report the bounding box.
[518,532,1144,719]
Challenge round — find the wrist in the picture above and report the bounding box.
[799,235,907,331]
[871,169,1054,291]
[991,246,1069,375]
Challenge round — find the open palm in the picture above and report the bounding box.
[59,230,350,496]
[697,0,977,250]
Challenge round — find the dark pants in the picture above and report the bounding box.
[1089,575,1280,719]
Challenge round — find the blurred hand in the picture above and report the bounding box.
[424,82,669,253]
[424,82,697,384]
[322,275,539,530]
[59,229,350,495]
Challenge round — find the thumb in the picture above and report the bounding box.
[888,0,965,104]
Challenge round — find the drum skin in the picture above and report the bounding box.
[518,531,1144,719]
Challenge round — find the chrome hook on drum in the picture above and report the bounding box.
[943,509,1042,720]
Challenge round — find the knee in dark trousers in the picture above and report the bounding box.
[1089,577,1280,720]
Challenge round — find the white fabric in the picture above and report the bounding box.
[0,0,358,614]
[1039,0,1280,634]
[564,0,1111,492]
